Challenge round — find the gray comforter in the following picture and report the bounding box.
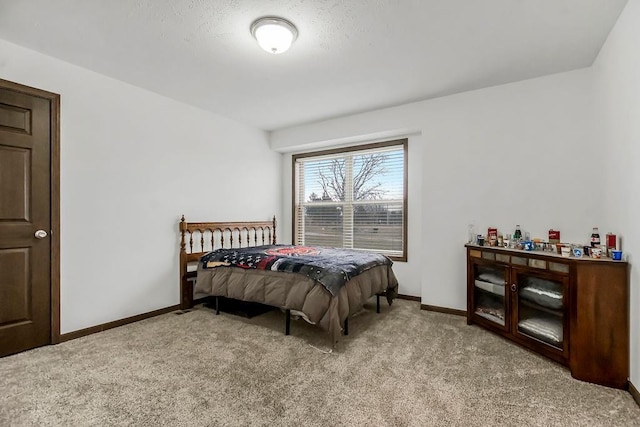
[194,260,398,344]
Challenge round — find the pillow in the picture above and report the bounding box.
[519,277,563,310]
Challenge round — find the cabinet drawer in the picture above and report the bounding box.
[482,252,495,261]
[549,262,569,274]
[528,259,547,269]
[512,256,527,266]
[496,254,510,263]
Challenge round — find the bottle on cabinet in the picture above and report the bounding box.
[590,227,601,248]
[487,227,498,246]
[514,225,522,241]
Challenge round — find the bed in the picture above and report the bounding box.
[179,215,398,343]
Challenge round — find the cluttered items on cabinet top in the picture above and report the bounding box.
[468,224,624,261]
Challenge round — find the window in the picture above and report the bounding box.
[292,139,407,261]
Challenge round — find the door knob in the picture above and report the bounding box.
[511,284,517,292]
[35,229,48,239]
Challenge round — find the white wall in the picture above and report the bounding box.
[591,0,640,390]
[0,39,282,334]
[272,69,601,308]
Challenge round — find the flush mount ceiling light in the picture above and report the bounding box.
[250,16,298,54]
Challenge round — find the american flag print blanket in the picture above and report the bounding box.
[200,245,392,296]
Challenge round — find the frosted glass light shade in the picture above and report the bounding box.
[251,17,298,54]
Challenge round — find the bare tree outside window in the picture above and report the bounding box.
[317,154,387,201]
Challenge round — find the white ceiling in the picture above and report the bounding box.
[0,0,628,131]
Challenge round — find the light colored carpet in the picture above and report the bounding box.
[1,299,638,426]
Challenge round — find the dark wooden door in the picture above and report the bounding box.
[0,84,52,356]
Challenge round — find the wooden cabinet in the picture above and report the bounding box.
[466,244,629,389]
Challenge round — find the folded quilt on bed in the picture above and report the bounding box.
[200,245,392,296]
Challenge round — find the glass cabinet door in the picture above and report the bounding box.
[512,270,567,353]
[471,262,509,331]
